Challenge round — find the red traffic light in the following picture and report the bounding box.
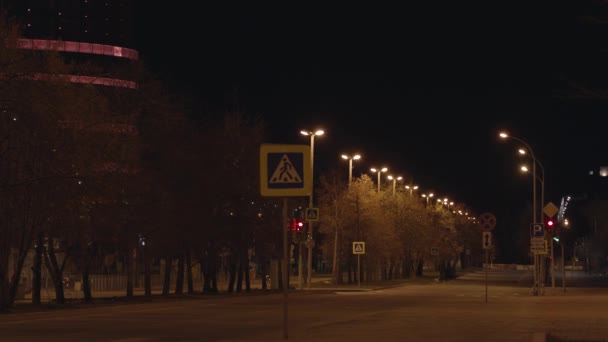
[545,218,555,230]
[292,219,304,232]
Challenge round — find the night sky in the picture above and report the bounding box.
[135,2,606,219]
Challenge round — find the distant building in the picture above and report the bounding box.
[2,0,142,290]
[559,165,608,222]
[1,0,138,89]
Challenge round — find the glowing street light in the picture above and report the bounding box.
[387,175,403,195]
[499,130,544,295]
[370,167,388,192]
[421,193,434,207]
[341,154,361,187]
[300,129,324,288]
[405,184,419,197]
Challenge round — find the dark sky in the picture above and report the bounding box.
[135,2,607,219]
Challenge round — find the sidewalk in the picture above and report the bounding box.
[14,273,436,307]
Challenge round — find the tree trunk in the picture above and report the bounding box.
[186,251,193,294]
[259,255,268,290]
[162,256,172,296]
[416,258,424,277]
[227,252,237,293]
[242,248,250,292]
[82,246,93,302]
[175,254,184,295]
[126,248,134,298]
[144,247,151,297]
[32,234,43,305]
[236,261,243,293]
[44,238,65,305]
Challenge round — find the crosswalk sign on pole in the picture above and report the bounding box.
[260,144,311,197]
[305,208,319,222]
[353,241,365,254]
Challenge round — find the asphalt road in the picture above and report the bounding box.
[2,270,608,342]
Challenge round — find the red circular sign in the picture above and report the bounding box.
[478,212,496,231]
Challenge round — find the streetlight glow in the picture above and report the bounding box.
[300,128,324,289]
[370,167,388,192]
[342,153,361,187]
[521,165,529,172]
[499,132,509,138]
[519,149,526,155]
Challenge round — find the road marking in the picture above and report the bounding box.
[111,339,151,342]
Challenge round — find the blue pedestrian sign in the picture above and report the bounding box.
[260,144,311,197]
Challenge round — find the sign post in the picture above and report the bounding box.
[478,212,496,303]
[260,143,311,340]
[544,201,559,291]
[353,242,365,287]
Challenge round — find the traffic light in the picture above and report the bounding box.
[291,218,304,232]
[545,217,555,232]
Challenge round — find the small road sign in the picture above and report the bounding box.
[430,247,439,256]
[353,241,365,254]
[304,207,319,222]
[482,231,492,250]
[478,212,497,231]
[530,237,547,254]
[260,144,311,197]
[543,202,559,218]
[531,223,544,237]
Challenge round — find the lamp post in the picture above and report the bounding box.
[422,193,434,207]
[387,175,402,195]
[370,167,388,192]
[521,160,552,288]
[405,184,419,197]
[341,154,361,187]
[499,131,541,295]
[301,129,324,288]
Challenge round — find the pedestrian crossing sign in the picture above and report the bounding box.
[305,208,319,222]
[353,241,365,255]
[260,144,311,197]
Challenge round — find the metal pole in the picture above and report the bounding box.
[298,241,303,289]
[357,254,361,287]
[307,135,314,288]
[485,248,488,303]
[392,179,396,195]
[532,160,539,295]
[348,158,353,188]
[562,242,566,292]
[377,172,381,192]
[282,197,289,340]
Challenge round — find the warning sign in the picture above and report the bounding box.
[353,241,365,254]
[260,144,311,197]
[270,154,302,183]
[305,208,319,222]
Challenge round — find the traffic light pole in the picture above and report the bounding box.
[282,197,289,339]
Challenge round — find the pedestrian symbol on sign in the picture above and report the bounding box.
[353,241,365,254]
[270,154,302,183]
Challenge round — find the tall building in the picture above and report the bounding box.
[2,1,143,289]
[1,0,139,89]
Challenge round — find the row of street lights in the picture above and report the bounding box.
[301,128,466,287]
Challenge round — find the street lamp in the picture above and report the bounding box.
[521,161,551,287]
[499,130,542,295]
[405,184,419,197]
[341,154,361,187]
[421,193,434,207]
[387,175,402,195]
[370,167,388,192]
[301,129,324,288]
